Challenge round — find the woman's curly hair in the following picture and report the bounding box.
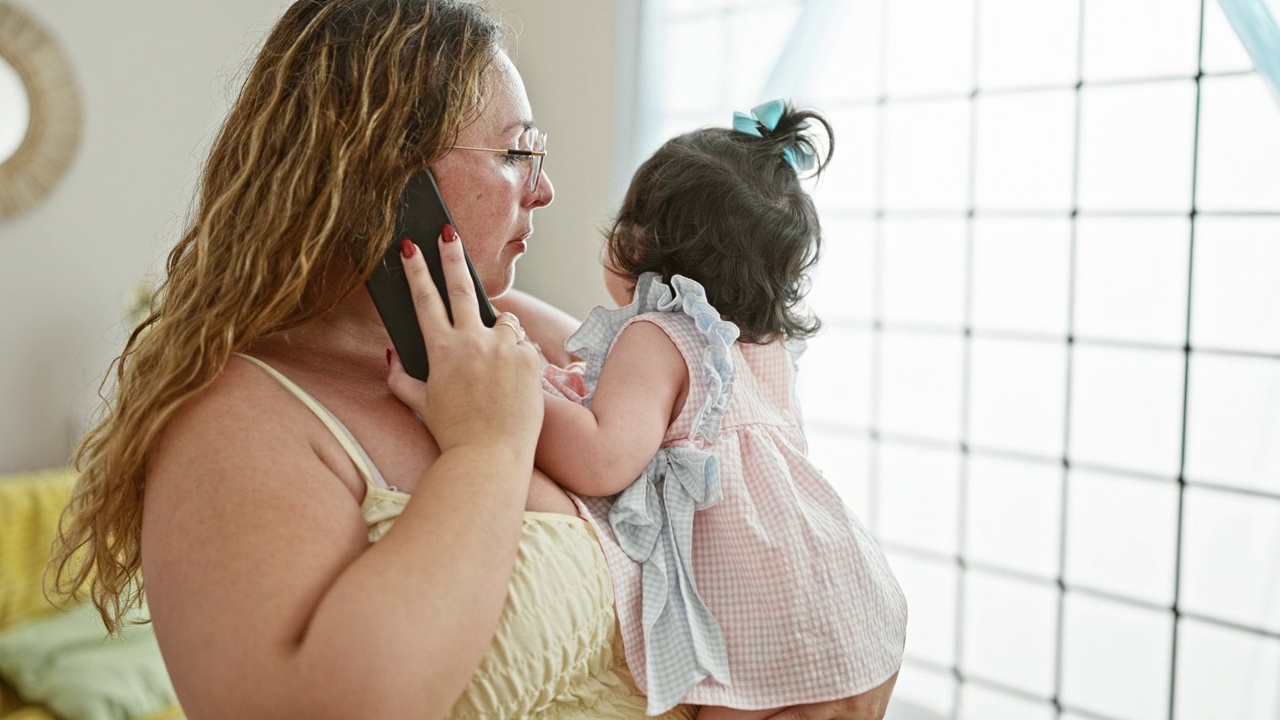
[48,0,506,634]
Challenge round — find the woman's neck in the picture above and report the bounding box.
[314,286,392,352]
[250,285,392,378]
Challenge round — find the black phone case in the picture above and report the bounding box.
[366,169,498,381]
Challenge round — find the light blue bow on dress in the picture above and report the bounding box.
[609,446,731,714]
[731,99,817,172]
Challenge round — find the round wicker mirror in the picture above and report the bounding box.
[0,2,81,219]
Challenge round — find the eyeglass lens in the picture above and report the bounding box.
[523,128,546,192]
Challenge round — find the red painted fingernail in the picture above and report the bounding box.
[386,348,392,366]
[400,238,416,259]
[443,224,458,243]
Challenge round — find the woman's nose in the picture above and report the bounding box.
[530,170,554,208]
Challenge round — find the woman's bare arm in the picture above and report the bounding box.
[492,288,581,366]
[142,235,543,720]
[144,385,527,720]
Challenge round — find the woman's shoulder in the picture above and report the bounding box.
[156,356,307,455]
[147,355,364,502]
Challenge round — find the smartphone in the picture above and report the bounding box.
[366,168,498,381]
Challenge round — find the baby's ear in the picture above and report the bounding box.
[611,220,634,243]
[608,222,642,263]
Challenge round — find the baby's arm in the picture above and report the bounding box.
[536,320,688,497]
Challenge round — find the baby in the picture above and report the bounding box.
[536,100,908,719]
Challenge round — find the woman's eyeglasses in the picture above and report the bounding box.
[451,128,547,193]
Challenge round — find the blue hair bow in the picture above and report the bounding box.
[731,99,816,172]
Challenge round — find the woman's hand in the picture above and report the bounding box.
[491,288,583,367]
[386,229,543,456]
[764,673,899,720]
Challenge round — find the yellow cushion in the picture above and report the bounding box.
[0,468,79,632]
[0,673,40,718]
[0,468,184,720]
[1,683,184,719]
[0,706,58,720]
[137,707,184,720]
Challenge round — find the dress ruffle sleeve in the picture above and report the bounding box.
[561,272,742,714]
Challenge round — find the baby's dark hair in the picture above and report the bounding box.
[606,102,834,343]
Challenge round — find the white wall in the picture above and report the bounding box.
[496,0,623,318]
[0,0,620,473]
[0,0,290,473]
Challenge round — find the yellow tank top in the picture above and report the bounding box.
[235,354,694,719]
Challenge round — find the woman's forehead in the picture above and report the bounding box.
[470,52,534,142]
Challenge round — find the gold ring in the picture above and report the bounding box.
[495,319,525,342]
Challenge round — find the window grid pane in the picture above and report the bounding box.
[648,0,1280,717]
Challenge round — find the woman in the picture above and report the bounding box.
[50,1,896,717]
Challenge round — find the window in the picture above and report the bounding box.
[639,0,1280,718]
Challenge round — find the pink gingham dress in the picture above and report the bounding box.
[543,273,908,715]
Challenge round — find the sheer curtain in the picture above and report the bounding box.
[619,1,1280,718]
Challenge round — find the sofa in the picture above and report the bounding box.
[0,467,182,720]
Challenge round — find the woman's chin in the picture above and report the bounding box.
[481,267,517,300]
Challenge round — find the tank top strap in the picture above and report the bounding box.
[232,352,393,493]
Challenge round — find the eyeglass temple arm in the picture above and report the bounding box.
[450,145,545,157]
